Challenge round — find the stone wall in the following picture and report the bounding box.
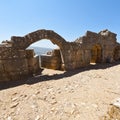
[75,29,119,63]
[40,49,62,70]
[0,44,42,81]
[0,29,120,81]
[60,42,91,70]
[0,45,28,81]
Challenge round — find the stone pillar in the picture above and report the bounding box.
[26,49,43,75]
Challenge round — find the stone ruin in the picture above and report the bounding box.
[0,29,120,81]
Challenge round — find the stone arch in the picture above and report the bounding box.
[10,29,67,49]
[90,44,102,63]
[10,29,67,70]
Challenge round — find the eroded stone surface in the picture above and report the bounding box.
[102,98,120,120]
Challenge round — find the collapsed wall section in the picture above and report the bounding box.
[75,29,119,63]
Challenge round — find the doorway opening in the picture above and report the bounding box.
[26,39,64,73]
[90,44,102,64]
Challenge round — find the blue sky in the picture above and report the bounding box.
[0,0,120,48]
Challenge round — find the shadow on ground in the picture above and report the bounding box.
[0,61,120,90]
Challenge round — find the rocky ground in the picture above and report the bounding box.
[0,62,120,120]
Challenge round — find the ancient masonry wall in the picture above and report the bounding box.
[75,30,118,63]
[0,29,120,81]
[0,45,41,81]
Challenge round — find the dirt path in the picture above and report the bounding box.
[0,63,120,120]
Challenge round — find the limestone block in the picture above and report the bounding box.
[40,54,61,70]
[41,62,58,70]
[33,56,40,73]
[0,62,4,72]
[26,49,35,58]
[0,47,26,60]
[2,70,29,81]
[18,50,26,58]
[0,74,10,81]
[27,58,35,67]
[52,49,61,56]
[2,58,28,72]
[104,45,114,50]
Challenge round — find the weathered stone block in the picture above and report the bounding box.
[26,49,35,58]
[2,59,28,72]
[18,50,26,58]
[40,53,62,70]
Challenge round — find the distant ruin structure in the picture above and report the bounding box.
[0,29,120,81]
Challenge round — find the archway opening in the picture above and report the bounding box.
[28,40,58,55]
[90,44,102,64]
[26,39,64,75]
